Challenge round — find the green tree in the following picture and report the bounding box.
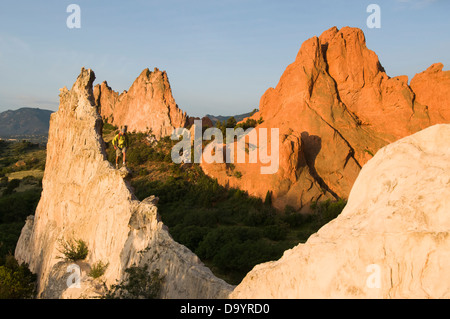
[104,264,164,299]
[0,255,36,299]
[57,238,89,261]
[264,190,272,206]
[226,116,237,129]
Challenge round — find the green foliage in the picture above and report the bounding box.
[257,116,264,124]
[0,188,41,223]
[0,223,25,265]
[235,118,258,130]
[105,131,175,168]
[264,190,272,206]
[226,116,237,129]
[109,125,348,285]
[0,176,8,187]
[2,179,20,195]
[295,198,347,241]
[263,224,288,241]
[311,198,347,224]
[0,139,46,175]
[364,149,375,157]
[12,141,36,155]
[88,261,109,279]
[0,255,36,299]
[102,122,118,132]
[57,238,89,262]
[104,264,163,299]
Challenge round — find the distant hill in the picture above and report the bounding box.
[205,109,258,125]
[0,108,54,142]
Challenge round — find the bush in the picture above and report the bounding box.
[0,222,26,265]
[6,178,19,188]
[0,255,36,299]
[311,198,347,224]
[235,118,258,130]
[104,264,163,299]
[103,122,118,132]
[196,226,263,261]
[89,261,109,279]
[243,207,275,227]
[264,190,272,206]
[12,141,34,155]
[57,238,89,261]
[0,189,41,223]
[263,224,288,241]
[171,225,208,252]
[0,176,7,187]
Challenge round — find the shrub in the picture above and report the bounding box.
[311,198,347,224]
[3,179,21,196]
[103,122,118,132]
[88,261,109,279]
[263,224,288,241]
[12,141,34,155]
[171,225,208,252]
[0,222,26,265]
[0,188,41,223]
[233,171,242,179]
[0,176,8,187]
[104,264,163,299]
[0,255,36,299]
[57,238,89,261]
[235,118,258,130]
[264,190,272,206]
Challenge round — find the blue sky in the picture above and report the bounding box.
[0,0,449,117]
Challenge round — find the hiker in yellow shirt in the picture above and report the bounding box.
[112,127,129,169]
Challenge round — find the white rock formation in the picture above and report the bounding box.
[14,68,233,299]
[230,124,450,298]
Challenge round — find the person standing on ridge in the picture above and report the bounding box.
[112,126,129,169]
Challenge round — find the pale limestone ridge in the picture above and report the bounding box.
[14,68,233,299]
[230,124,450,298]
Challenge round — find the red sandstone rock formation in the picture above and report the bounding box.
[94,68,189,139]
[202,26,450,212]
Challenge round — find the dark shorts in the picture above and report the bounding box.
[116,147,127,156]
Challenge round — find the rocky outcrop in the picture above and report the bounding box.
[410,63,450,124]
[14,68,233,299]
[230,124,450,298]
[202,26,450,211]
[93,68,189,139]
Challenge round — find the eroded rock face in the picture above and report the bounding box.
[94,68,189,139]
[230,124,450,298]
[202,26,450,211]
[410,63,450,124]
[14,68,233,299]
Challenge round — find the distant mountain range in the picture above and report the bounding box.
[0,107,54,141]
[205,110,257,125]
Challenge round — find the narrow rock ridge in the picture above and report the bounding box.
[15,67,234,299]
